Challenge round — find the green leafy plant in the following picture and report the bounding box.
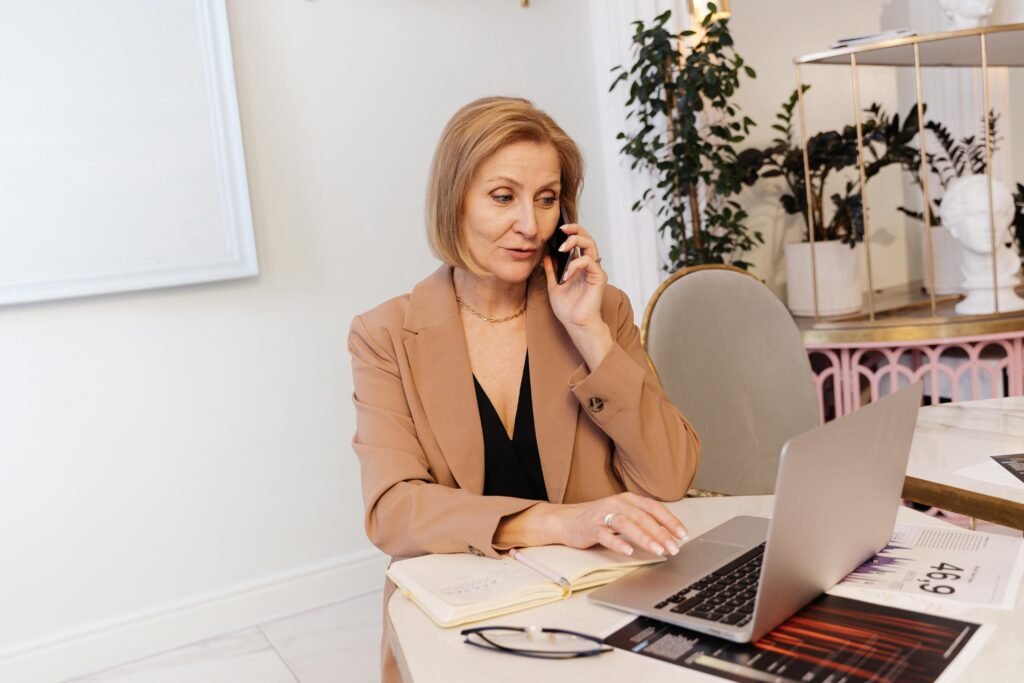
[1015,184,1024,254]
[610,6,760,270]
[925,115,999,182]
[895,112,1000,226]
[892,112,1024,261]
[739,88,922,246]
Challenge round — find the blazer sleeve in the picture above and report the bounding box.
[349,313,538,560]
[568,289,700,501]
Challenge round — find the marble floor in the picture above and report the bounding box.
[68,590,383,683]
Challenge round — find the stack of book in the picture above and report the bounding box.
[829,28,916,49]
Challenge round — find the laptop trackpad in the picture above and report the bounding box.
[588,516,769,609]
[660,516,770,580]
[661,538,751,580]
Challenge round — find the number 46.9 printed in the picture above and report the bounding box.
[917,562,964,595]
[838,524,1020,608]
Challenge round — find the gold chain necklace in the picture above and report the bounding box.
[455,295,527,323]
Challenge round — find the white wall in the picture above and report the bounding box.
[1013,70,1024,188]
[0,1,610,681]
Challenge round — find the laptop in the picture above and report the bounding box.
[589,382,923,643]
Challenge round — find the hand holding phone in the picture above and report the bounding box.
[548,208,582,284]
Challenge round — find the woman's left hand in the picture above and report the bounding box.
[543,223,614,369]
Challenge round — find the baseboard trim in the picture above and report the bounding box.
[0,547,389,683]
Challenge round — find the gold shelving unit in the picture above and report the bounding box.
[793,23,1024,343]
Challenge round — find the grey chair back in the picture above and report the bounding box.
[642,265,820,495]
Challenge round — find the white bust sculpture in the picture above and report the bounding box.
[938,0,996,29]
[940,174,1024,314]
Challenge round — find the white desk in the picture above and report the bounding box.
[904,397,1024,529]
[388,496,1024,682]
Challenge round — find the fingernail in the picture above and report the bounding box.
[621,545,633,555]
[650,543,666,556]
[560,225,569,231]
[558,243,569,251]
[675,527,688,540]
[666,540,679,555]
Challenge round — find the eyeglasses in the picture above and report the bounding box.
[460,625,612,659]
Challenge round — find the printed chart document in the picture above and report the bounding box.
[992,453,1024,484]
[605,595,980,683]
[835,524,1024,609]
[387,544,663,627]
[954,453,1024,489]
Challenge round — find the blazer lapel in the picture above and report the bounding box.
[526,276,582,504]
[402,266,582,502]
[404,266,485,494]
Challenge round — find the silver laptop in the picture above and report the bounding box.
[589,382,923,643]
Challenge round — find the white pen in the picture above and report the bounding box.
[508,548,571,592]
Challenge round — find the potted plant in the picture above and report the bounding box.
[740,89,921,315]
[611,5,761,271]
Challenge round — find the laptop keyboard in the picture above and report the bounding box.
[653,542,765,627]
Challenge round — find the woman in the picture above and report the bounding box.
[349,96,700,680]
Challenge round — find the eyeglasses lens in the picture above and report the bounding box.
[470,628,598,654]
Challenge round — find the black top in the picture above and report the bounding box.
[474,355,549,501]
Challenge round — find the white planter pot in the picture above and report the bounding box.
[785,241,862,317]
[921,226,963,295]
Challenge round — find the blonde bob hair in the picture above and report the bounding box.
[426,96,584,270]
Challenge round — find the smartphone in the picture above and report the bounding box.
[548,207,581,284]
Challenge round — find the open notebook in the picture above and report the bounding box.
[387,544,664,628]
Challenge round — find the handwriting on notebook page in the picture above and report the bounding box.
[421,561,541,606]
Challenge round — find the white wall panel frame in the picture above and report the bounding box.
[0,0,257,307]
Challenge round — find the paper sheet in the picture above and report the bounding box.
[835,524,1024,609]
[953,456,1024,490]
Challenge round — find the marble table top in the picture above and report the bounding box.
[909,397,1024,509]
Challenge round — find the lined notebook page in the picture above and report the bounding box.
[521,544,662,582]
[398,554,542,606]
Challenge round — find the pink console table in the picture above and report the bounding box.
[799,308,1024,421]
[796,293,1024,527]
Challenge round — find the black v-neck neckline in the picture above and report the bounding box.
[472,356,530,442]
[472,354,548,502]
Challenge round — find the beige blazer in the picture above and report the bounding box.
[348,265,700,561]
